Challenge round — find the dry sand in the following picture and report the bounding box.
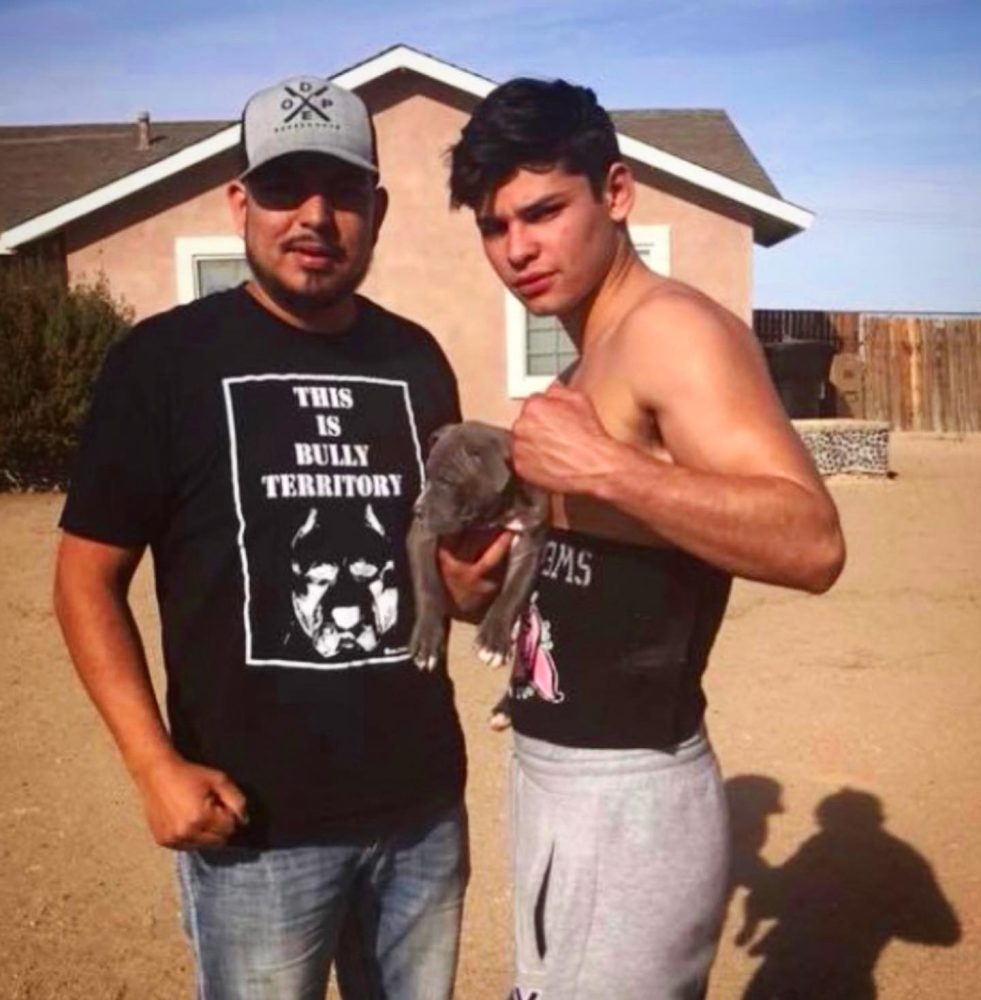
[1,433,979,999]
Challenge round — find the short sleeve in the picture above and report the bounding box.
[59,328,170,547]
[432,341,463,426]
[416,338,462,464]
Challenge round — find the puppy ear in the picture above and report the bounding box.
[427,424,455,450]
[485,446,512,493]
[475,425,513,492]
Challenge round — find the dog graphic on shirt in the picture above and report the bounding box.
[287,503,399,661]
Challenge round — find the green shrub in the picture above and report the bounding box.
[0,261,132,490]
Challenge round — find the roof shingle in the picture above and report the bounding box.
[0,120,232,232]
[610,109,780,198]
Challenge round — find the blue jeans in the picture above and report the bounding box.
[175,803,469,1000]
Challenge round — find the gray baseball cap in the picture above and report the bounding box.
[240,75,378,178]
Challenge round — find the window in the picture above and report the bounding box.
[504,225,671,397]
[175,236,251,303]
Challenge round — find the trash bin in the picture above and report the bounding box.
[762,340,836,419]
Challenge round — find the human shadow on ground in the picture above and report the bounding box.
[726,778,961,999]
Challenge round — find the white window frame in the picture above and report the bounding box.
[175,235,247,303]
[504,224,671,398]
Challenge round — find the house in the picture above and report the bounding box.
[0,44,812,426]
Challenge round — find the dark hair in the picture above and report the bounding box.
[449,78,620,209]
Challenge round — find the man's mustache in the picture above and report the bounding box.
[283,238,346,260]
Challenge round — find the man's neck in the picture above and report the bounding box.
[561,240,662,353]
[245,281,358,335]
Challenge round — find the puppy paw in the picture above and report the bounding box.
[476,645,507,669]
[409,615,446,671]
[475,615,514,669]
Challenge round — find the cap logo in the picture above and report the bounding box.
[280,82,334,125]
[241,76,376,175]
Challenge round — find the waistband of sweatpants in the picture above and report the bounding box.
[512,725,712,780]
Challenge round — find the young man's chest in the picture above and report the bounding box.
[548,341,673,545]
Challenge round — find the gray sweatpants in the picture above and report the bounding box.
[510,729,730,1000]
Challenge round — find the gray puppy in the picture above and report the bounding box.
[407,420,549,670]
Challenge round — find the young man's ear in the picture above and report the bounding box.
[227,180,248,238]
[371,185,389,244]
[604,162,635,224]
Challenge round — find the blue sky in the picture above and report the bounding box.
[2,0,978,311]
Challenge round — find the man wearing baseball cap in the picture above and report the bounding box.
[55,75,500,999]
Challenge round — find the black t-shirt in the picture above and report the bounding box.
[61,287,466,846]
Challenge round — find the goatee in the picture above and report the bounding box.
[244,244,373,324]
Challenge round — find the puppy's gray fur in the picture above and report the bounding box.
[408,421,548,669]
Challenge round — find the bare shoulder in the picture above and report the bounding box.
[620,278,750,351]
[613,278,762,402]
[609,278,820,484]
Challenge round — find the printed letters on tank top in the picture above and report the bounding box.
[507,527,731,750]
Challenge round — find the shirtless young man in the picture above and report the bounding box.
[448,79,845,999]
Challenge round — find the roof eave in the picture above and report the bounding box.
[0,125,240,249]
[764,210,815,245]
[332,43,496,96]
[616,134,813,245]
[0,44,811,251]
[753,213,810,247]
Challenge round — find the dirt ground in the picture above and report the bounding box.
[1,432,979,999]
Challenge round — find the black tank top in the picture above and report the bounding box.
[507,527,731,749]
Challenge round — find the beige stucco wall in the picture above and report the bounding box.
[629,166,753,322]
[358,77,510,423]
[62,73,754,427]
[65,151,240,320]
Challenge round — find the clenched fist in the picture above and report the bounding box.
[134,754,249,850]
[512,384,618,495]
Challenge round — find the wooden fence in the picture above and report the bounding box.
[754,311,981,433]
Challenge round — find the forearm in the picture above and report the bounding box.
[54,535,248,847]
[53,563,178,783]
[579,438,844,592]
